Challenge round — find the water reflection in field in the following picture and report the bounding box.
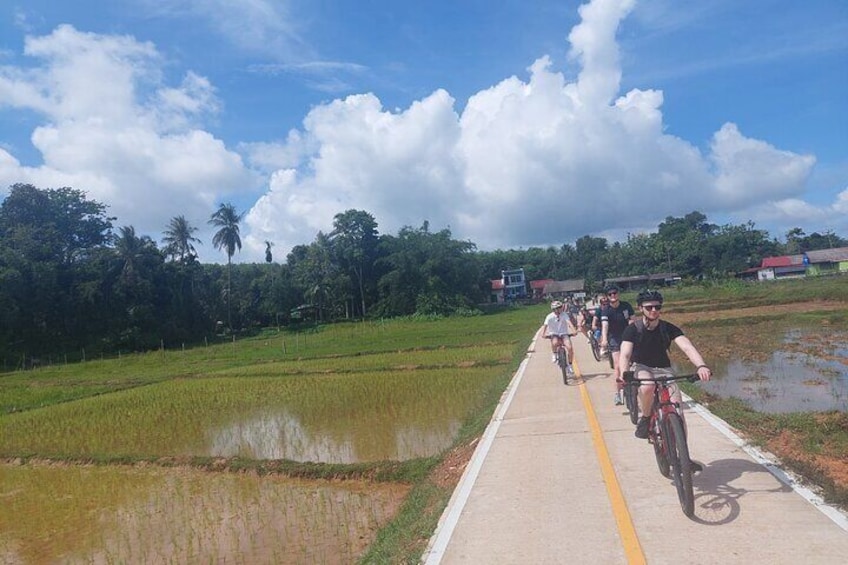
[699,328,848,413]
[208,408,459,462]
[0,463,407,564]
[0,368,497,463]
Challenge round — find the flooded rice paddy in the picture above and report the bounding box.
[687,325,848,413]
[1,368,500,462]
[0,462,408,564]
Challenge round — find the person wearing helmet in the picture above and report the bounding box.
[600,284,634,405]
[542,300,576,375]
[618,289,712,469]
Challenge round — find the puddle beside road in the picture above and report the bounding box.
[694,327,848,413]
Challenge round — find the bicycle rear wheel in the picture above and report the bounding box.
[666,412,695,517]
[652,416,670,478]
[557,348,568,385]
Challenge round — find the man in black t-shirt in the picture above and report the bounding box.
[600,285,633,406]
[618,289,712,445]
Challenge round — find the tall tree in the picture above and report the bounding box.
[330,209,379,318]
[208,203,244,331]
[376,223,479,317]
[0,184,114,359]
[162,215,202,263]
[111,226,165,349]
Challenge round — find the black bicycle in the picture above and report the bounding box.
[623,375,639,425]
[624,371,700,518]
[587,331,603,362]
[547,335,574,385]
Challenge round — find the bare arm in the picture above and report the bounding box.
[673,335,712,381]
[619,340,633,371]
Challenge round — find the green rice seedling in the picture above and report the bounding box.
[0,305,542,414]
[0,367,510,463]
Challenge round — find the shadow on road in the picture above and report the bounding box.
[689,457,792,525]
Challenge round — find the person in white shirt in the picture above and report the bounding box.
[542,300,577,375]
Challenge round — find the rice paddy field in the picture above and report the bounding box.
[0,306,541,564]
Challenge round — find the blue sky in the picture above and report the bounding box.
[1,0,846,263]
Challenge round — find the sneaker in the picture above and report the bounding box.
[613,392,623,405]
[635,416,650,439]
[691,460,704,474]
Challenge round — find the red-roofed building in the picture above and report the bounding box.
[529,279,554,300]
[757,254,806,280]
[760,255,803,269]
[751,247,848,280]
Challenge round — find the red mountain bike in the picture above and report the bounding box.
[624,371,701,518]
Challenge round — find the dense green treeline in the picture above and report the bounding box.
[1,183,845,366]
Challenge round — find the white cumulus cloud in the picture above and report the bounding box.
[1,0,843,264]
[243,0,822,255]
[0,24,256,256]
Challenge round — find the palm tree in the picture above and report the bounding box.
[208,203,244,331]
[114,225,156,286]
[162,215,202,263]
[264,240,274,264]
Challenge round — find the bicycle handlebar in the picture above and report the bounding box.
[622,371,700,384]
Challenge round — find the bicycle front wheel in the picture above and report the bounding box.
[590,337,602,362]
[666,412,695,517]
[557,349,568,384]
[625,384,639,425]
[652,416,670,478]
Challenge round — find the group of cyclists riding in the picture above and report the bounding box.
[542,285,712,468]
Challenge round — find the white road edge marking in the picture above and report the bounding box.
[422,342,534,564]
[683,392,848,532]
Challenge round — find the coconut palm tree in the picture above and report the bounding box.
[114,225,157,286]
[208,203,244,331]
[264,240,274,264]
[162,215,202,263]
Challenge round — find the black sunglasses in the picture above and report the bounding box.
[642,304,662,311]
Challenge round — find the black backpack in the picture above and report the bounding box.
[633,318,672,351]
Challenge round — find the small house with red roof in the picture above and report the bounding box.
[748,246,848,280]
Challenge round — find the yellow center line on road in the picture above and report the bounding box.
[571,358,646,565]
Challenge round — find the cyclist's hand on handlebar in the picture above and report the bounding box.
[696,365,712,382]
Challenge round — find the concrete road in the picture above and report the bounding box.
[423,331,848,564]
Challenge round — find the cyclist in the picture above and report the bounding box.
[592,294,608,342]
[600,284,634,405]
[542,300,576,376]
[618,289,711,469]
